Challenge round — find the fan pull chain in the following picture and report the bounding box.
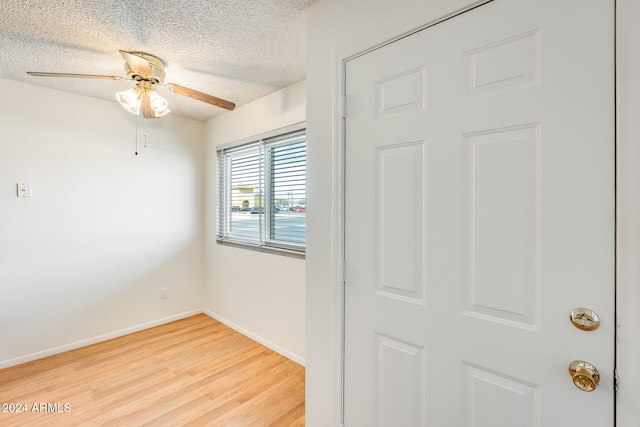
[133,117,150,156]
[135,114,139,156]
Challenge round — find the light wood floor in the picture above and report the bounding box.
[0,314,305,426]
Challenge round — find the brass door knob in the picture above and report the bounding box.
[568,360,600,392]
[570,308,600,331]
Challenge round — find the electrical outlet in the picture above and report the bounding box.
[160,287,168,300]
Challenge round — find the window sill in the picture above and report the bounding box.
[215,239,305,259]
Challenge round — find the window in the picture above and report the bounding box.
[217,127,306,253]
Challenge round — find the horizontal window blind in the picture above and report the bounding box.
[217,128,306,252]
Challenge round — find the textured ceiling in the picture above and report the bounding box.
[0,0,313,121]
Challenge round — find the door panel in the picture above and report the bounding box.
[465,124,540,328]
[344,0,615,425]
[375,141,426,304]
[463,362,538,427]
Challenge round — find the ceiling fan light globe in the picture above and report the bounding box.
[153,106,171,117]
[147,90,170,117]
[115,88,141,115]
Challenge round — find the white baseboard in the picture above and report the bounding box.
[0,309,202,369]
[0,308,305,369]
[202,309,306,367]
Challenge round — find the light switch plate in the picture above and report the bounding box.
[17,183,32,198]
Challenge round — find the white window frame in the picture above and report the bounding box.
[216,123,306,254]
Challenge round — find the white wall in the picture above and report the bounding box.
[204,80,306,364]
[0,78,206,368]
[306,0,639,425]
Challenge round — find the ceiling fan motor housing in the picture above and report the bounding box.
[124,52,166,84]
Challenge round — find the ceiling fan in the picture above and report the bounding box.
[27,50,235,118]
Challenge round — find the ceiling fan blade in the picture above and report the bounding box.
[27,72,125,80]
[119,50,153,76]
[166,83,236,111]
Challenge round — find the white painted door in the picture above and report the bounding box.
[344,0,615,425]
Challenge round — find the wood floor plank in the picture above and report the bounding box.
[207,374,305,426]
[0,314,305,426]
[97,351,283,425]
[271,401,305,426]
[174,355,301,425]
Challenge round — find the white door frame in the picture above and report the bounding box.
[614,0,640,424]
[328,1,628,424]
